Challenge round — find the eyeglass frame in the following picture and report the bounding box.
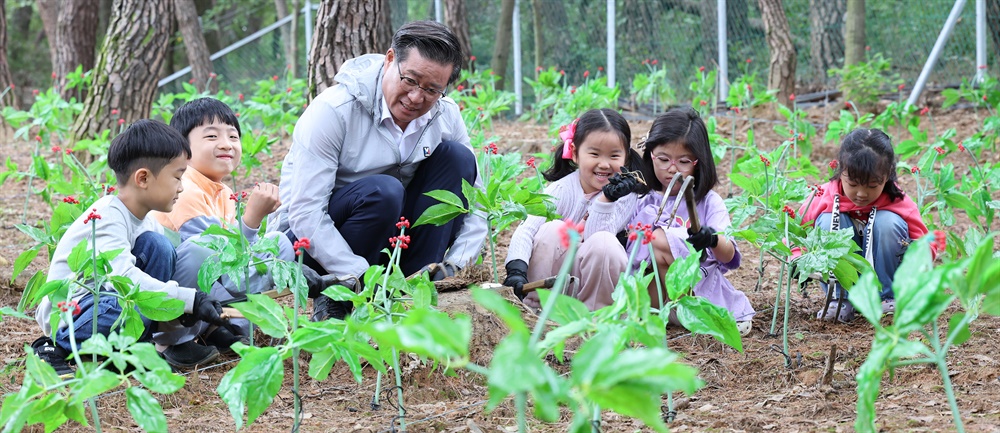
[395,61,448,99]
[651,154,699,171]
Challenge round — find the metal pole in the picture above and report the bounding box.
[718,0,728,100]
[907,0,967,108]
[607,0,615,88]
[513,0,523,115]
[435,0,443,22]
[976,0,987,82]
[304,0,313,54]
[511,0,524,116]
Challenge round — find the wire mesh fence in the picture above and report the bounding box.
[156,0,994,104]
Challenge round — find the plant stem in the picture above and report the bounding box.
[528,232,580,348]
[516,392,528,433]
[90,222,99,364]
[391,347,406,431]
[646,242,664,310]
[487,219,499,283]
[931,320,966,433]
[292,253,304,432]
[769,261,785,336]
[22,139,41,225]
[782,260,795,366]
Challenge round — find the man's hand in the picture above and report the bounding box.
[242,182,281,229]
[687,226,719,252]
[602,168,640,202]
[503,259,529,300]
[420,262,460,281]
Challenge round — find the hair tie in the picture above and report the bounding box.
[558,119,578,159]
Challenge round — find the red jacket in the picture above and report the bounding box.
[799,179,929,242]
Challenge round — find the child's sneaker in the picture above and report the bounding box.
[160,340,219,368]
[31,336,74,378]
[881,299,896,315]
[203,326,250,354]
[816,300,855,323]
[737,320,752,336]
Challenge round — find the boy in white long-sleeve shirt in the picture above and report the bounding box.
[31,119,235,375]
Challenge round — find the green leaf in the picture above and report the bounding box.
[126,388,168,433]
[412,203,466,227]
[133,291,185,321]
[664,244,703,301]
[485,333,566,422]
[892,239,952,333]
[536,290,591,325]
[0,306,30,321]
[308,349,340,380]
[364,309,471,362]
[217,346,284,429]
[12,247,40,282]
[232,294,289,338]
[26,393,68,433]
[674,296,743,353]
[135,369,186,394]
[847,270,883,325]
[71,369,121,403]
[855,335,893,432]
[948,313,972,346]
[321,284,357,302]
[423,189,465,208]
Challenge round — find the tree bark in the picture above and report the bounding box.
[72,0,174,142]
[759,0,796,106]
[175,0,216,92]
[375,0,393,51]
[809,0,845,83]
[988,0,1000,63]
[843,0,865,67]
[0,0,16,108]
[36,0,59,76]
[274,0,294,76]
[308,0,389,96]
[531,0,542,76]
[443,0,472,62]
[54,0,99,98]
[490,0,515,90]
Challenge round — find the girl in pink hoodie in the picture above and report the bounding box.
[800,128,929,322]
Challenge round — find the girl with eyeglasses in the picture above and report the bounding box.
[629,107,755,335]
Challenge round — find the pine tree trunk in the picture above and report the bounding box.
[175,0,216,92]
[72,0,174,142]
[0,0,16,109]
[843,0,865,67]
[289,0,300,78]
[274,0,293,74]
[810,0,845,84]
[36,0,58,75]
[443,0,472,61]
[308,0,389,97]
[55,0,99,100]
[531,0,542,77]
[490,0,515,90]
[759,0,796,106]
[375,0,393,51]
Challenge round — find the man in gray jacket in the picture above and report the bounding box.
[269,21,486,321]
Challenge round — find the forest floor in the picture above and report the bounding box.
[2,102,1000,432]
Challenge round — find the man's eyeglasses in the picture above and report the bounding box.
[396,61,447,99]
[652,155,698,171]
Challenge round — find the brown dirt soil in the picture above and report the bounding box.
[2,103,1000,433]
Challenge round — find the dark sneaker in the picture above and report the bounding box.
[160,340,220,368]
[816,300,855,323]
[311,295,352,322]
[31,336,74,378]
[203,326,251,354]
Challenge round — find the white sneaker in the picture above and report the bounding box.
[737,320,752,336]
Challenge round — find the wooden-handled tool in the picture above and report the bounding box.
[520,276,577,294]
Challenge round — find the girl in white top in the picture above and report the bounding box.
[503,108,644,310]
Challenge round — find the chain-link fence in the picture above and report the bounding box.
[158,0,993,104]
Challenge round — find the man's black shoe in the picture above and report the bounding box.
[311,295,352,322]
[160,340,220,368]
[203,326,251,354]
[31,336,74,378]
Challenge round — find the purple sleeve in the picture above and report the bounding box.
[700,192,741,271]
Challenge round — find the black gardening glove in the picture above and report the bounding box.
[687,226,719,252]
[301,265,358,298]
[503,259,529,300]
[420,262,460,282]
[182,291,238,335]
[601,168,639,202]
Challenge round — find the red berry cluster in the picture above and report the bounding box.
[293,237,311,256]
[83,209,101,224]
[395,217,410,230]
[57,300,81,315]
[627,222,656,245]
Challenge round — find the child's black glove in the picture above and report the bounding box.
[687,226,719,252]
[503,260,529,300]
[601,169,640,202]
[184,291,237,335]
